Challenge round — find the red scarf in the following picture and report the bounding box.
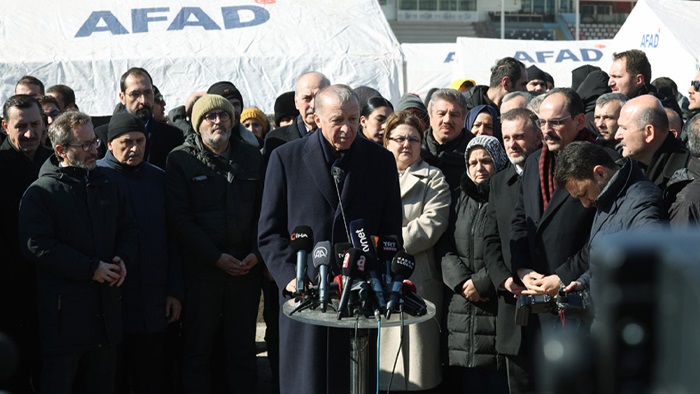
[539,129,595,212]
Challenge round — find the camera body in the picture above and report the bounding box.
[515,289,591,326]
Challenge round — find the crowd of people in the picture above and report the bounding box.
[1,46,699,394]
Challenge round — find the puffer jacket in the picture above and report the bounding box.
[439,175,503,370]
[166,132,263,281]
[18,155,138,354]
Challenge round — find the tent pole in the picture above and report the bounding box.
[501,0,505,39]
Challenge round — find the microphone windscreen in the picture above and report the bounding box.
[312,241,332,268]
[376,235,400,261]
[402,280,417,294]
[334,242,352,269]
[341,248,361,278]
[391,251,416,279]
[290,226,314,252]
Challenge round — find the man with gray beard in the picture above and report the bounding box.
[165,94,263,393]
[483,108,542,393]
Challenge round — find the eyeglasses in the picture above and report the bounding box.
[126,89,154,100]
[203,111,231,123]
[388,135,421,144]
[155,96,166,106]
[65,138,101,152]
[691,80,700,92]
[45,111,61,119]
[538,115,572,128]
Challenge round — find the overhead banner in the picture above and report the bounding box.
[401,43,455,101]
[0,0,404,115]
[455,37,614,89]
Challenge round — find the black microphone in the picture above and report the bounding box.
[376,235,401,286]
[337,248,361,320]
[333,242,352,272]
[386,251,416,318]
[330,166,352,244]
[290,226,314,297]
[349,220,387,312]
[312,241,332,312]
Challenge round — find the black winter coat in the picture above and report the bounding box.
[97,151,183,334]
[439,176,502,370]
[166,133,263,281]
[18,155,138,354]
[421,127,474,192]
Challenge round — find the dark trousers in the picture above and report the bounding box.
[443,366,509,394]
[40,346,116,394]
[261,275,280,394]
[116,332,167,394]
[182,275,261,394]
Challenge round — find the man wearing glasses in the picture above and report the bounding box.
[95,67,183,170]
[0,94,53,392]
[18,110,138,393]
[511,88,598,324]
[165,94,263,393]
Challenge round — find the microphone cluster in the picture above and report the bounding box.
[288,222,428,320]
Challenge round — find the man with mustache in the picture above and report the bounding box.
[95,67,184,170]
[508,89,600,371]
[166,94,263,393]
[96,113,183,394]
[421,88,474,191]
[0,94,53,392]
[18,110,138,393]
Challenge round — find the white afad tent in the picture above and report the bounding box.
[612,0,700,90]
[0,0,404,115]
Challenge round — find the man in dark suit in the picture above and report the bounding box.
[511,88,596,297]
[258,84,402,394]
[483,108,541,393]
[263,71,330,160]
[0,94,53,392]
[95,67,184,169]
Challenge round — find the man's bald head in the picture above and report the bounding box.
[615,95,669,164]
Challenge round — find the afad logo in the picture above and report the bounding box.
[514,47,604,64]
[640,28,661,49]
[76,5,271,37]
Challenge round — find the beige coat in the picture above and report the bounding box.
[379,159,451,391]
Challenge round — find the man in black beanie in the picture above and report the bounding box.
[273,91,299,128]
[526,65,548,94]
[97,112,183,394]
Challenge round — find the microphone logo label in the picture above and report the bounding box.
[355,228,370,253]
[290,232,308,241]
[342,252,350,269]
[313,246,328,259]
[382,241,398,252]
[357,255,366,272]
[396,256,415,270]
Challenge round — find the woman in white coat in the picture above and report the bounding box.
[379,111,451,392]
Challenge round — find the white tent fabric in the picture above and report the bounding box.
[611,0,700,90]
[401,43,455,100]
[455,37,613,89]
[0,0,404,116]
